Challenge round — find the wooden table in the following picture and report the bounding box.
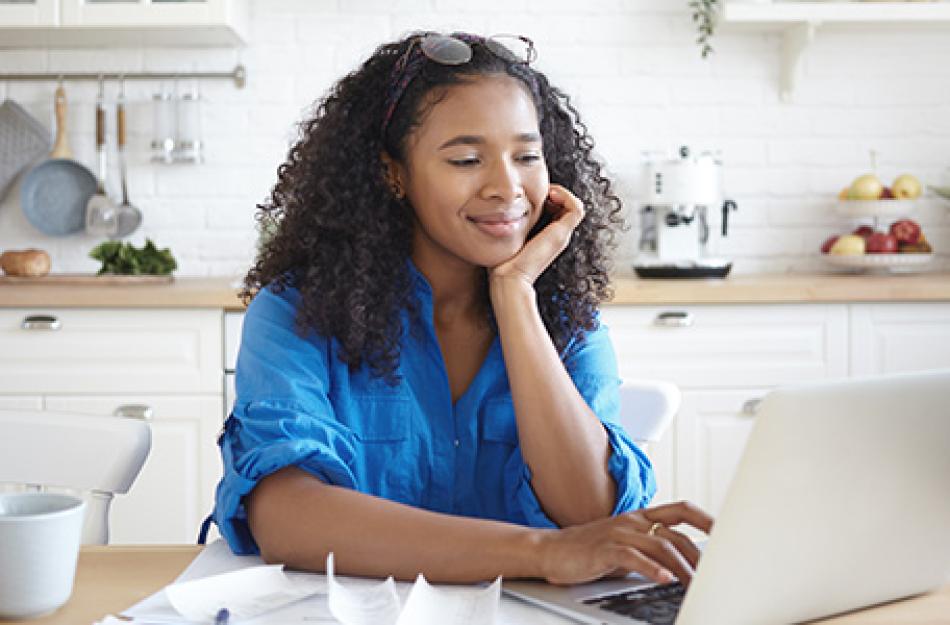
[6,545,949,624]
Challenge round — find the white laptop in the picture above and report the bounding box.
[504,369,950,624]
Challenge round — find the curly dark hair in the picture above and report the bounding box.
[243,31,625,382]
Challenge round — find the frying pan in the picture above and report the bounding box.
[19,86,97,236]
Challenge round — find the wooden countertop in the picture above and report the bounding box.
[607,271,950,305]
[9,545,950,625]
[0,277,246,310]
[0,273,948,309]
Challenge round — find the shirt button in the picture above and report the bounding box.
[454,439,460,447]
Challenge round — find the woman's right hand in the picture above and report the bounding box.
[535,501,714,586]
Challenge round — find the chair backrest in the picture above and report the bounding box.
[0,409,150,545]
[617,378,681,444]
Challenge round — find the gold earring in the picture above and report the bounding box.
[383,169,404,199]
[390,180,405,199]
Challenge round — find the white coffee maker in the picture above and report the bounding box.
[633,145,738,278]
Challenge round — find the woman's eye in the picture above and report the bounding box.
[518,153,541,164]
[448,157,480,166]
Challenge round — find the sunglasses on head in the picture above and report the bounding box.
[381,33,538,137]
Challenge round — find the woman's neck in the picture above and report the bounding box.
[412,248,487,328]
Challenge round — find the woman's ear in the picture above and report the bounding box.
[380,152,406,199]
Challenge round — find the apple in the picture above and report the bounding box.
[866,232,899,254]
[892,174,922,199]
[848,174,884,201]
[852,225,875,240]
[821,235,840,254]
[899,234,932,254]
[880,186,895,199]
[829,234,866,255]
[889,219,921,245]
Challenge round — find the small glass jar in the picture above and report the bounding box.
[151,91,176,164]
[175,89,203,164]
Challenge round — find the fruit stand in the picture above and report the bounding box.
[821,173,933,273]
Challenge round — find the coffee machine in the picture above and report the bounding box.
[633,145,738,278]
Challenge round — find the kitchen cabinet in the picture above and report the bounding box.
[602,300,950,513]
[850,302,950,376]
[602,303,847,510]
[0,0,247,47]
[0,0,56,27]
[0,308,224,544]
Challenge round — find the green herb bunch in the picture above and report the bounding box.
[89,239,178,276]
[690,0,720,59]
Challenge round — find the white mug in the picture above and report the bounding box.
[0,492,86,619]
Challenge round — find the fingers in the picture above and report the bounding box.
[643,501,714,535]
[655,526,701,570]
[607,515,697,585]
[611,546,677,585]
[629,533,694,585]
[546,185,585,229]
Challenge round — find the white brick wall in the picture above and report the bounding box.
[0,0,948,277]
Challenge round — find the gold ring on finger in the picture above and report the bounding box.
[647,521,664,537]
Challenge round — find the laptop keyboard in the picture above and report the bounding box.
[581,582,686,624]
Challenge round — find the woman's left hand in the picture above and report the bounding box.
[489,184,585,287]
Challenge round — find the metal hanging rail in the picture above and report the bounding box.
[0,64,246,89]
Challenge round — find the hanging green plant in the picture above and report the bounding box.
[689,0,720,58]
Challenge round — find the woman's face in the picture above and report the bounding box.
[395,74,550,271]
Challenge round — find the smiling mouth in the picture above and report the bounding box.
[467,212,528,238]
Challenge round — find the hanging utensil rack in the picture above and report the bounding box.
[0,64,246,89]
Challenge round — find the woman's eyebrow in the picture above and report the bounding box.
[438,132,542,150]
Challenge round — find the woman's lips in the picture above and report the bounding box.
[467,212,528,238]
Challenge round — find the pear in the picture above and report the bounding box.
[829,234,866,256]
[848,174,884,201]
[892,174,922,199]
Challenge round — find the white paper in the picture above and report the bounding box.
[121,540,509,625]
[326,552,402,625]
[165,564,326,622]
[396,573,501,625]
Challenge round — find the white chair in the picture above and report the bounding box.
[617,378,681,445]
[0,409,150,545]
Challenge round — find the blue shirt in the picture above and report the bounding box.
[211,266,656,554]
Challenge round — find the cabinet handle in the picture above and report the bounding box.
[114,404,153,421]
[654,311,693,328]
[21,314,61,331]
[742,399,762,416]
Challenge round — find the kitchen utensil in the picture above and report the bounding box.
[112,87,142,239]
[85,79,118,237]
[0,99,52,202]
[19,86,97,236]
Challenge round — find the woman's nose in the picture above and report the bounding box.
[481,158,523,202]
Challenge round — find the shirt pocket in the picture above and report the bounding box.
[349,397,411,442]
[348,396,417,503]
[482,397,519,445]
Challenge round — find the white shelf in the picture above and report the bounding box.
[725,1,950,25]
[722,1,950,101]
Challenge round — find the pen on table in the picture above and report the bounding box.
[214,608,230,625]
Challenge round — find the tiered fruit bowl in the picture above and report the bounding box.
[822,199,933,273]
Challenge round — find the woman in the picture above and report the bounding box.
[209,31,712,586]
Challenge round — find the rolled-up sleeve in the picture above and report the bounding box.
[211,287,356,554]
[565,319,657,515]
[495,318,656,529]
